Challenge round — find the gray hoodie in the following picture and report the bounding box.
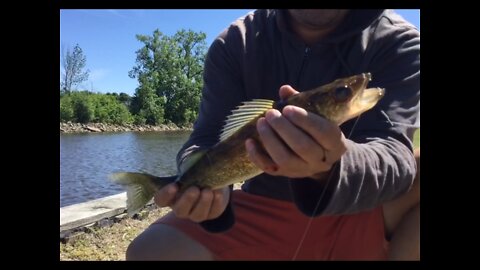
[177,9,420,232]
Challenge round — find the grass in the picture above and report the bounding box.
[60,207,171,261]
[413,129,420,148]
[60,130,421,261]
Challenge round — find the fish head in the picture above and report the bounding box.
[285,73,385,125]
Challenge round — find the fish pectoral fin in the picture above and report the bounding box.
[220,99,274,142]
[179,149,208,174]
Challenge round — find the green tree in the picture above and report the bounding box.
[129,76,165,125]
[61,44,90,93]
[129,29,207,125]
[117,92,132,107]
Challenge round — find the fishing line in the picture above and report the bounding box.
[291,115,362,260]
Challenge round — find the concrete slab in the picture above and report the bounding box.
[60,183,244,234]
[60,193,127,233]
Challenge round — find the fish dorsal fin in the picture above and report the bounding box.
[219,99,274,142]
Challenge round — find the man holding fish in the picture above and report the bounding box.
[121,9,420,260]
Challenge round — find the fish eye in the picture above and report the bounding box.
[333,86,352,102]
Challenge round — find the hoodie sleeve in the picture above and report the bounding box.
[175,26,248,232]
[290,14,420,216]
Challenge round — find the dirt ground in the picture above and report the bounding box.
[60,206,171,261]
[60,183,244,261]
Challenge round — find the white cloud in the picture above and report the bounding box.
[106,9,128,19]
[131,10,146,17]
[74,9,128,19]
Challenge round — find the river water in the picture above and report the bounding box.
[60,131,192,207]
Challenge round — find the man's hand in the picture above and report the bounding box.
[246,85,347,179]
[154,184,230,223]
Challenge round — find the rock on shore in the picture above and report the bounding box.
[60,122,193,133]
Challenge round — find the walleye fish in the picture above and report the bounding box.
[111,73,384,216]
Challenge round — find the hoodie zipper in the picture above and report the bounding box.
[295,47,311,87]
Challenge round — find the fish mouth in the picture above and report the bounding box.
[346,87,384,121]
[347,73,384,117]
[358,87,385,107]
[347,73,371,94]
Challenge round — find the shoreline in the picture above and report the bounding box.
[60,184,244,260]
[60,122,193,134]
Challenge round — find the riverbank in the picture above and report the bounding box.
[60,122,193,133]
[60,205,170,261]
[59,130,420,260]
[60,183,243,261]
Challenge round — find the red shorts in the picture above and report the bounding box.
[154,190,388,260]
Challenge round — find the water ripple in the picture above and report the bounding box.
[60,131,191,207]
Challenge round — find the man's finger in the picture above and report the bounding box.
[188,188,214,222]
[279,85,299,100]
[245,138,279,174]
[264,109,325,164]
[208,188,229,220]
[257,116,304,169]
[172,186,201,218]
[154,183,178,207]
[282,105,344,151]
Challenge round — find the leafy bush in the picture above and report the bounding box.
[60,91,133,125]
[60,95,74,122]
[73,93,95,123]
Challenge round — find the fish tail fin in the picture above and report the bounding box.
[110,172,177,217]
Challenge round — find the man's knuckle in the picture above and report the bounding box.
[269,116,284,128]
[186,189,199,201]
[201,191,213,203]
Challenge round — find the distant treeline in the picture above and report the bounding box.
[60,29,207,126]
[60,91,133,124]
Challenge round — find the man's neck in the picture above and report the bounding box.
[286,10,348,46]
[289,23,336,46]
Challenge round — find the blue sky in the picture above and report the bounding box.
[60,9,419,96]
